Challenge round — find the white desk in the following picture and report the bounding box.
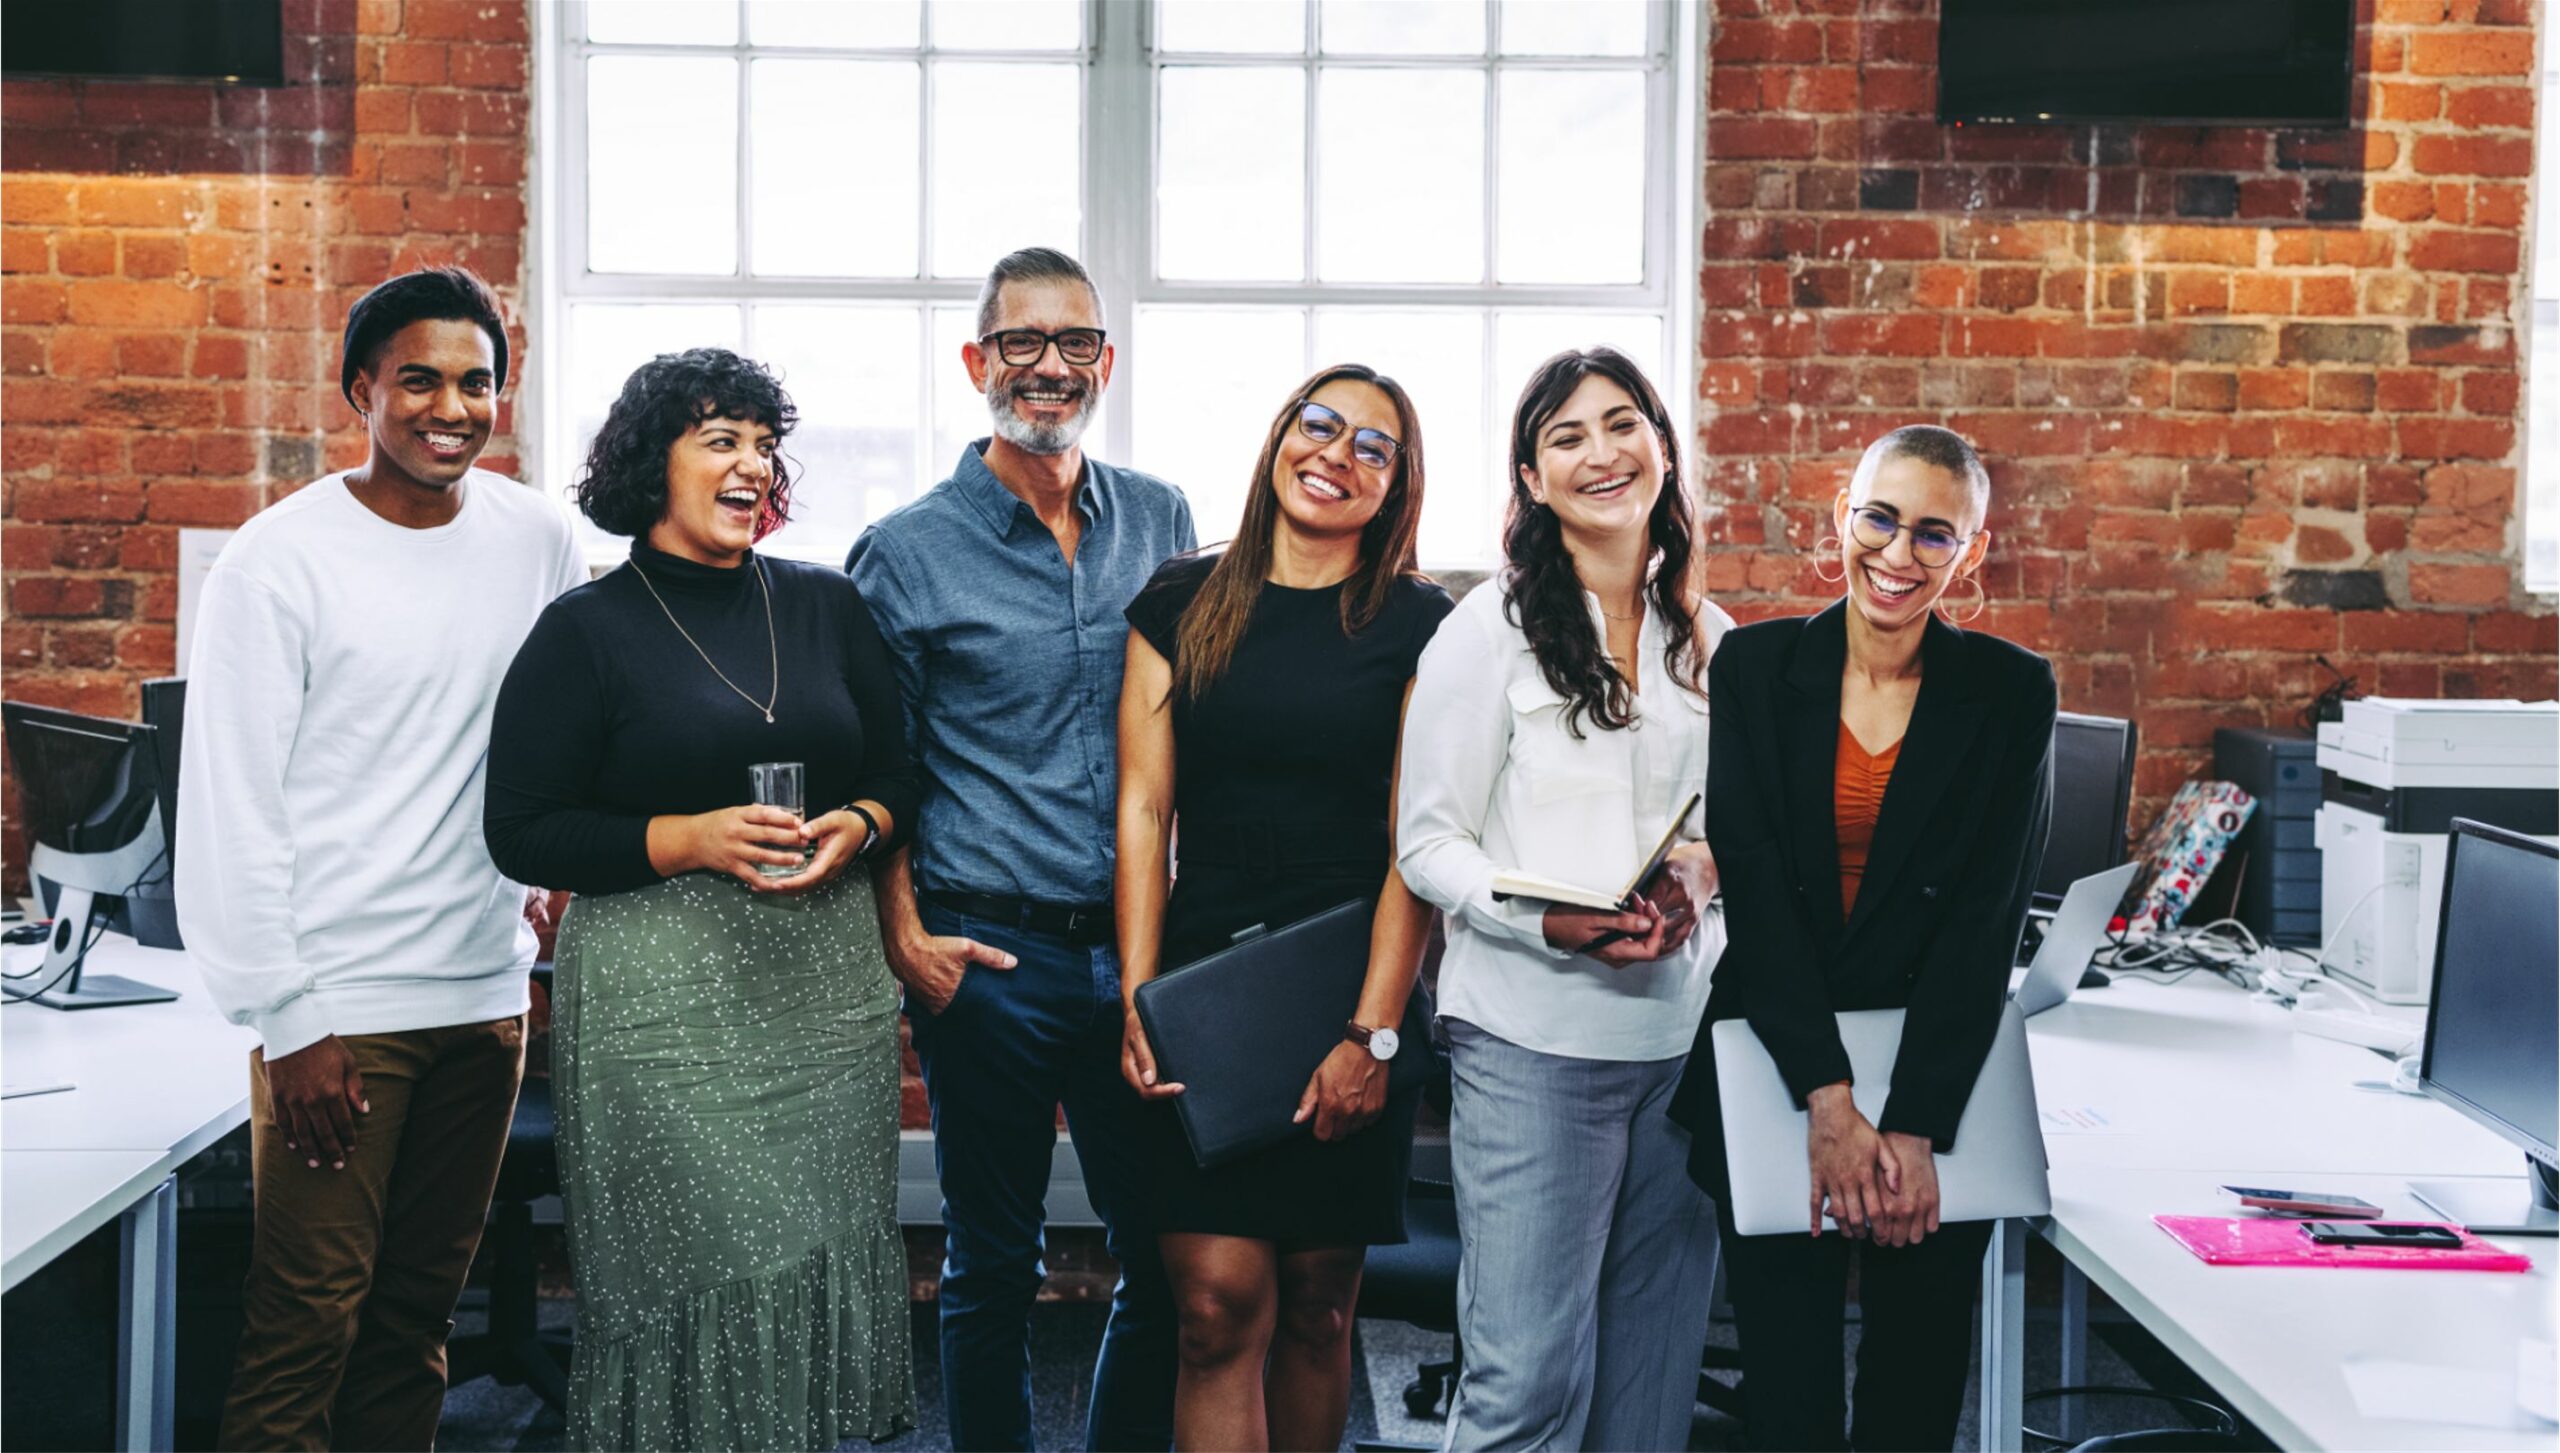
[2047,1169,2550,1451]
[1977,974,2551,1451]
[2,936,254,1452]
[2023,975,2516,1176]
[2,1149,169,1291]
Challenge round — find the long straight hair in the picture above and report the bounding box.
[1501,346,1704,736]
[1171,364,1428,703]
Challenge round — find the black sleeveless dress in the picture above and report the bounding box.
[1123,554,1454,1247]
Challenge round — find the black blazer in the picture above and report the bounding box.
[1670,602,2056,1197]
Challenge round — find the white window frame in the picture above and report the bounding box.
[532,0,1701,570]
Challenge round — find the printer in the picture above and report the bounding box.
[2315,698,2558,1003]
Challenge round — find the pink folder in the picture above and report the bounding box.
[2154,1215,2533,1272]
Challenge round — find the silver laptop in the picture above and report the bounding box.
[2013,861,2141,1017]
[1713,1002,2052,1237]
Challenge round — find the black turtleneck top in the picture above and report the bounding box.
[484,540,920,895]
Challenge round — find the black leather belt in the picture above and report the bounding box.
[1175,817,1392,875]
[921,890,1116,946]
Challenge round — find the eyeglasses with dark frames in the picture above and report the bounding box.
[979,327,1107,368]
[1846,505,1975,568]
[1294,400,1401,472]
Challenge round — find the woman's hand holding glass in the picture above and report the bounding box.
[758,809,871,895]
[659,804,808,886]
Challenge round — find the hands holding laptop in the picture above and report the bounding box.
[1805,1083,1942,1245]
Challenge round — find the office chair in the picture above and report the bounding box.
[2029,1386,2239,1452]
[2064,1432,2245,1453]
[447,964,571,1414]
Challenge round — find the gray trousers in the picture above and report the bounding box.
[1441,1018,1721,1452]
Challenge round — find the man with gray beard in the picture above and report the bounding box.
[848,247,1194,1450]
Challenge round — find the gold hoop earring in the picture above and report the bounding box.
[1938,573,1986,626]
[1812,533,1845,585]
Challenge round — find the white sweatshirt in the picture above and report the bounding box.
[176,470,588,1056]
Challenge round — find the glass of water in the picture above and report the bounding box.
[748,762,811,878]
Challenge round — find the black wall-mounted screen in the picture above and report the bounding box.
[1939,0,2354,126]
[3,0,285,86]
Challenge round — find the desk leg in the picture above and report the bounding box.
[116,1175,175,1453]
[1979,1217,2025,1453]
[2058,1258,2089,1441]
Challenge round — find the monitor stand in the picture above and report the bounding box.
[2412,1159,2560,1237]
[6,887,177,1010]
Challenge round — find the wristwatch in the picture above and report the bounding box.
[1344,1020,1400,1062]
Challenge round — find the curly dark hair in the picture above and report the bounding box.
[1501,347,1705,738]
[574,347,798,540]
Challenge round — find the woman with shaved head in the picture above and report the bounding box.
[1670,424,2058,1452]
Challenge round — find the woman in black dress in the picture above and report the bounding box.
[1114,364,1451,1451]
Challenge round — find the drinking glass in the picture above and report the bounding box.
[749,761,810,877]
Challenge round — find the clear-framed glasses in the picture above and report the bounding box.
[979,327,1107,367]
[1294,400,1401,472]
[1847,505,1974,568]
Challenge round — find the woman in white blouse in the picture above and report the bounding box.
[1398,346,1733,1451]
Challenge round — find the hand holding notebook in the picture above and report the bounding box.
[1492,792,1701,953]
[1490,791,1701,911]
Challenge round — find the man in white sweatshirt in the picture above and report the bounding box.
[176,266,586,1451]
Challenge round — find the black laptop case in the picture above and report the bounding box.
[1132,898,1429,1168]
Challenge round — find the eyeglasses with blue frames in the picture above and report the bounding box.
[1294,400,1401,472]
[979,327,1107,368]
[1846,505,1976,568]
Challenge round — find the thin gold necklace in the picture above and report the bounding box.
[630,554,780,723]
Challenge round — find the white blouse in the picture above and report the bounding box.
[1398,577,1733,1062]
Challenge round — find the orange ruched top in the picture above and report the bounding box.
[1836,722,1902,917]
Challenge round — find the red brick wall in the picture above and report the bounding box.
[1695,0,2556,820]
[4,1,2554,904]
[1,0,531,878]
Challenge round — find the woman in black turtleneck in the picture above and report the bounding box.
[484,349,919,1451]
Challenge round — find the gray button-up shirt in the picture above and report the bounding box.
[848,439,1197,905]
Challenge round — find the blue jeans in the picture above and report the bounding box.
[909,900,1176,1451]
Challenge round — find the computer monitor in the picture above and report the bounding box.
[1,701,179,1009]
[2037,712,2140,908]
[114,677,187,948]
[2410,819,2558,1235]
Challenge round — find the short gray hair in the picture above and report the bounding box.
[974,247,1102,338]
[1855,424,1990,520]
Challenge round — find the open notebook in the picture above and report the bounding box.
[1489,792,1700,912]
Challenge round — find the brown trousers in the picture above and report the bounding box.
[217,1016,524,1452]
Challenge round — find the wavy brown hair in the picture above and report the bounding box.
[1169,365,1427,703]
[1501,346,1704,736]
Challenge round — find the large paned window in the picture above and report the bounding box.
[539,0,1694,567]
